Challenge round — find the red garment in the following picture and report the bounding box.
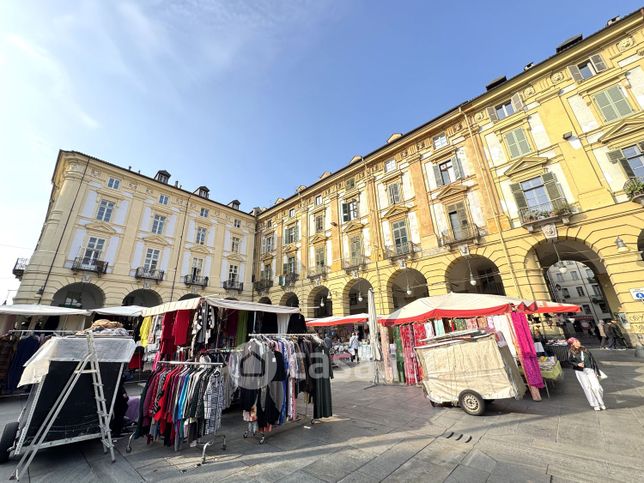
[128,347,143,370]
[172,310,192,346]
[160,312,177,356]
[399,325,418,385]
[411,323,427,380]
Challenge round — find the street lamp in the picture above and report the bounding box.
[615,236,629,253]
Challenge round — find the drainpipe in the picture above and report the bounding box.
[461,107,522,297]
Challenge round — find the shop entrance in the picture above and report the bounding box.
[445,256,505,295]
[308,286,332,318]
[344,278,372,315]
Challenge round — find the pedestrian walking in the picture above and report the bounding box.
[567,337,606,411]
[609,320,627,349]
[348,331,360,363]
[598,320,607,348]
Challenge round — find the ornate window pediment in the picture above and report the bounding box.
[436,184,468,201]
[190,244,211,255]
[227,252,244,262]
[309,233,328,244]
[503,156,549,178]
[261,251,275,262]
[382,204,409,219]
[343,220,363,233]
[283,243,298,254]
[85,221,117,234]
[142,234,170,246]
[598,114,644,145]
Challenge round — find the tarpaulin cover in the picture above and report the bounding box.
[204,297,300,315]
[306,313,370,327]
[141,298,202,317]
[380,293,579,326]
[0,304,89,316]
[19,336,136,387]
[414,332,526,404]
[92,305,146,317]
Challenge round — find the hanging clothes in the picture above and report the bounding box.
[399,325,418,385]
[172,310,192,347]
[393,327,406,383]
[511,312,544,389]
[411,323,427,380]
[434,319,445,336]
[139,316,152,348]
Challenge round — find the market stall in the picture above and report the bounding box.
[379,293,579,400]
[306,313,373,361]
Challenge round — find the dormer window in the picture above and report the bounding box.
[569,54,607,82]
[197,186,209,199]
[155,170,171,184]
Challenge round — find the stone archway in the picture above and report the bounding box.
[387,269,428,310]
[445,255,506,295]
[638,229,644,262]
[527,237,620,321]
[52,282,105,310]
[343,278,373,315]
[257,297,272,304]
[179,293,200,301]
[123,289,162,307]
[279,292,299,307]
[307,286,332,318]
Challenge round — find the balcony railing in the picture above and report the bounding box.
[13,258,28,280]
[519,198,574,231]
[440,225,481,248]
[307,266,328,279]
[343,255,368,272]
[223,280,244,292]
[72,257,108,276]
[184,274,209,287]
[135,267,165,282]
[385,242,419,260]
[279,272,299,287]
[254,279,274,293]
[624,175,644,205]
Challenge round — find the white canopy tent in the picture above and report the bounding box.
[0,305,89,316]
[91,305,146,318]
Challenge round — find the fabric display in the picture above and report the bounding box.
[135,362,228,449]
[510,312,544,388]
[234,335,332,433]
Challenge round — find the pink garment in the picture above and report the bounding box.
[411,323,427,380]
[511,312,544,388]
[399,325,418,385]
[381,328,393,383]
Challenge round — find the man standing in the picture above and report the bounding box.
[605,320,616,349]
[598,320,607,349]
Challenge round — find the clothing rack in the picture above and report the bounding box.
[126,359,226,463]
[243,334,321,444]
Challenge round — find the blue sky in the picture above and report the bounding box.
[0,0,640,302]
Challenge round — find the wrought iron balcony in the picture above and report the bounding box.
[343,255,368,272]
[254,279,274,293]
[385,242,419,261]
[184,274,209,287]
[72,257,108,276]
[279,272,299,287]
[624,176,644,205]
[307,265,328,279]
[13,258,28,280]
[135,267,165,282]
[519,198,574,232]
[440,225,481,248]
[223,280,244,292]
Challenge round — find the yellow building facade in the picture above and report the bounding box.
[14,151,256,310]
[253,12,644,342]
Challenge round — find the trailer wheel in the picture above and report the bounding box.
[0,422,18,464]
[459,391,485,416]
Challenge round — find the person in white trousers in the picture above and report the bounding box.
[567,337,606,411]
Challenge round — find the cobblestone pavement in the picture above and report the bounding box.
[0,349,642,482]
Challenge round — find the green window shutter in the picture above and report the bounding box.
[593,91,615,121]
[514,128,531,156]
[486,106,498,122]
[453,156,464,179]
[590,54,607,73]
[606,149,625,164]
[541,172,564,202]
[342,203,349,222]
[607,85,632,117]
[455,202,468,226]
[568,65,584,82]
[505,131,520,159]
[511,93,524,111]
[510,183,528,210]
[619,159,636,178]
[433,164,444,186]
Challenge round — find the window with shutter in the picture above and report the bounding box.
[568,64,584,82]
[541,172,564,204]
[388,183,401,205]
[504,128,531,158]
[510,182,528,211]
[433,164,444,187]
[510,93,524,111]
[494,100,515,120]
[453,157,464,179]
[486,106,499,122]
[593,85,633,122]
[589,54,607,72]
[620,145,644,179]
